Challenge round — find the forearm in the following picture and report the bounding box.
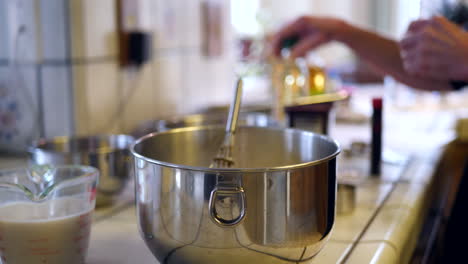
[451,58,468,82]
[334,22,452,91]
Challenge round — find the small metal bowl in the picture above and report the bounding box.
[337,183,356,215]
[29,135,134,207]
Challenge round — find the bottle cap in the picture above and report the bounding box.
[372,97,383,109]
[281,36,300,49]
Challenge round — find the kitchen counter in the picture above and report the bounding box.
[0,141,443,264]
[79,136,444,264]
[0,85,465,263]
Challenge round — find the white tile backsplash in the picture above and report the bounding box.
[152,55,185,117]
[1,0,70,62]
[72,61,121,135]
[39,0,69,61]
[153,0,184,50]
[0,65,41,152]
[179,52,235,113]
[181,54,209,114]
[13,65,41,128]
[41,65,74,137]
[69,0,118,59]
[121,63,158,133]
[179,0,202,48]
[6,0,40,63]
[0,1,8,60]
[202,56,236,107]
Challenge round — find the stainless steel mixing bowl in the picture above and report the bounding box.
[29,135,134,207]
[131,126,340,263]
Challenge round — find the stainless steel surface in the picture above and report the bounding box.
[210,78,243,169]
[226,78,243,134]
[132,112,279,139]
[132,126,340,263]
[29,135,134,207]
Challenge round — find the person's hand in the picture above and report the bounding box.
[271,16,346,58]
[400,16,468,81]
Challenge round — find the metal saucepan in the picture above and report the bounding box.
[29,135,134,207]
[131,126,340,263]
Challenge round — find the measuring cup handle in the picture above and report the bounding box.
[208,186,246,227]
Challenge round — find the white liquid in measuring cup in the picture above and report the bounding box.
[0,198,93,264]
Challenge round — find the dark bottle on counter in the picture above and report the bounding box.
[370,97,383,176]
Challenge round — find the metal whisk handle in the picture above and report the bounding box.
[226,78,243,134]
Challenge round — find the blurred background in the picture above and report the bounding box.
[0,0,461,153]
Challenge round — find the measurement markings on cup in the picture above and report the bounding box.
[30,249,62,256]
[28,238,49,243]
[28,237,62,258]
[76,213,92,244]
[76,247,84,254]
[78,219,91,229]
[74,235,85,243]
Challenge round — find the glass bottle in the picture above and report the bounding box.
[307,52,326,95]
[279,38,309,104]
[270,37,309,124]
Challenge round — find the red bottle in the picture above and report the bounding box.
[370,97,383,176]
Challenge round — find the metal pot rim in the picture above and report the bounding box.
[30,134,135,155]
[131,126,341,173]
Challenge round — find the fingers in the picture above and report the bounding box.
[271,16,310,56]
[271,16,343,57]
[409,63,448,80]
[401,47,450,80]
[401,19,440,53]
[431,15,465,41]
[400,33,419,50]
[400,15,464,80]
[402,17,453,47]
[400,27,450,53]
[290,33,329,58]
[432,15,461,32]
[407,19,431,33]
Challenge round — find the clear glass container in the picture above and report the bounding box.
[0,165,99,264]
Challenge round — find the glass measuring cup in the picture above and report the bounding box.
[0,165,98,264]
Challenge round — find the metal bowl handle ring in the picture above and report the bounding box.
[208,186,246,227]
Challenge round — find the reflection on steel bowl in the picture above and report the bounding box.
[29,135,134,207]
[132,112,279,138]
[131,126,340,263]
